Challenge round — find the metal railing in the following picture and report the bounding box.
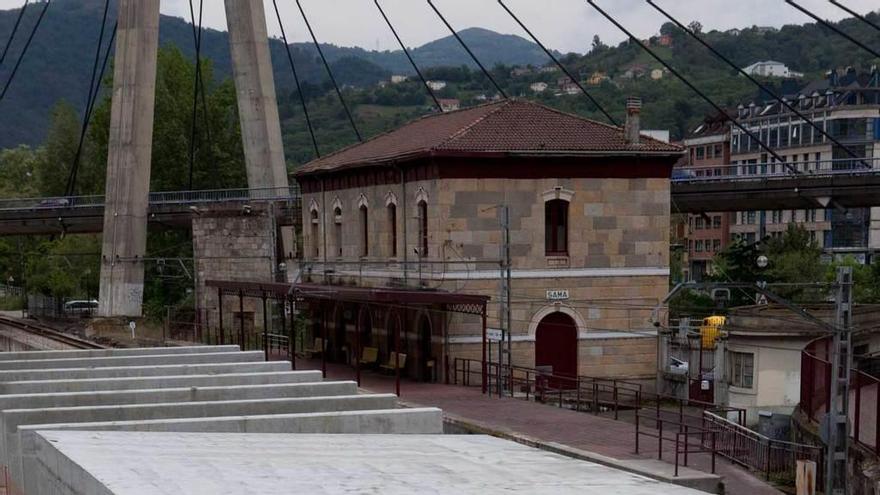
[673,156,880,184]
[634,409,719,477]
[452,358,744,423]
[703,410,823,484]
[801,336,880,455]
[0,186,301,212]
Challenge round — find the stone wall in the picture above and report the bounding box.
[298,172,670,380]
[193,212,276,331]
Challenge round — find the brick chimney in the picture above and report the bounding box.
[625,96,642,145]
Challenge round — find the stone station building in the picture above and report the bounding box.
[291,99,683,384]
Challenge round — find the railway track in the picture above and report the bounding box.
[0,316,107,349]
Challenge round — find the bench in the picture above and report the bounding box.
[379,352,407,374]
[303,338,326,358]
[360,347,379,367]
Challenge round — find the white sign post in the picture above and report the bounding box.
[128,320,136,340]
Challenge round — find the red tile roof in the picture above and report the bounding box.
[294,99,682,176]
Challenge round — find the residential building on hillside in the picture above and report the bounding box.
[650,69,665,81]
[529,82,548,93]
[510,67,532,77]
[390,75,408,84]
[539,66,560,74]
[292,98,682,385]
[587,71,609,86]
[620,64,648,80]
[741,61,804,79]
[427,80,447,91]
[679,67,880,263]
[438,98,460,112]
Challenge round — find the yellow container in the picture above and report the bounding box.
[700,316,726,349]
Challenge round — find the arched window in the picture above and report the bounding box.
[333,207,343,258]
[359,205,369,257]
[417,200,428,257]
[310,209,320,258]
[387,203,397,258]
[545,199,568,255]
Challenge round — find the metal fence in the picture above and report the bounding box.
[801,336,880,455]
[673,156,880,184]
[0,185,301,212]
[703,410,823,484]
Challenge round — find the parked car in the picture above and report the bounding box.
[64,300,98,317]
[38,198,71,208]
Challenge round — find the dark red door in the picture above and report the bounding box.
[535,312,578,379]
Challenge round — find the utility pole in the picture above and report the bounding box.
[497,205,512,396]
[826,266,853,495]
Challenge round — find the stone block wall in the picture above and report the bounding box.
[193,212,276,331]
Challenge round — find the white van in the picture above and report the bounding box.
[64,300,98,316]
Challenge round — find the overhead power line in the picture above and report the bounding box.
[0,0,29,70]
[584,0,798,174]
[0,0,51,102]
[785,0,880,60]
[374,0,443,112]
[187,0,216,190]
[829,0,880,33]
[271,0,320,157]
[497,0,618,125]
[67,0,113,197]
[646,0,871,170]
[427,0,508,99]
[295,0,362,142]
[828,0,880,33]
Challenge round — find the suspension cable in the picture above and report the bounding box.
[0,0,29,70]
[497,0,616,124]
[271,0,320,157]
[0,0,51,102]
[585,0,797,174]
[374,0,443,112]
[646,0,870,170]
[427,0,508,99]
[295,0,362,141]
[786,0,880,60]
[828,0,880,34]
[187,0,213,190]
[67,0,112,196]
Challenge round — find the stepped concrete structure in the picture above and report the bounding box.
[0,345,709,494]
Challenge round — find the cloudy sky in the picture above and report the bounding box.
[1,0,877,54]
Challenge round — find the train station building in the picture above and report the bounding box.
[287,98,683,385]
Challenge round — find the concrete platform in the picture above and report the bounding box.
[0,360,291,383]
[0,350,264,370]
[0,370,320,394]
[7,394,401,489]
[0,345,241,361]
[28,431,706,494]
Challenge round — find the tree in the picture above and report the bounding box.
[591,35,607,54]
[34,102,80,197]
[688,21,703,34]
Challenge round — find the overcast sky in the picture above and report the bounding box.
[1,0,877,54]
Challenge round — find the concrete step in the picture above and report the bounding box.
[0,370,320,395]
[0,360,292,383]
[0,345,241,362]
[0,350,264,370]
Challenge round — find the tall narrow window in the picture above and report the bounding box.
[333,207,343,258]
[417,200,428,257]
[310,209,320,258]
[545,199,569,255]
[388,203,397,258]
[359,205,369,257]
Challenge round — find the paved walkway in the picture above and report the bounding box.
[299,358,781,495]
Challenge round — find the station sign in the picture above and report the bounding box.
[487,329,503,341]
[546,289,570,301]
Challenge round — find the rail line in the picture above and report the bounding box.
[0,316,107,349]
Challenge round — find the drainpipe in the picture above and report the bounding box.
[320,176,327,284]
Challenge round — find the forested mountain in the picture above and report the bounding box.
[0,0,551,147]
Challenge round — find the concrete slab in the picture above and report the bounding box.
[0,350,264,370]
[0,360,291,383]
[0,381,355,416]
[0,370,321,395]
[28,431,705,494]
[10,394,398,490]
[0,345,240,361]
